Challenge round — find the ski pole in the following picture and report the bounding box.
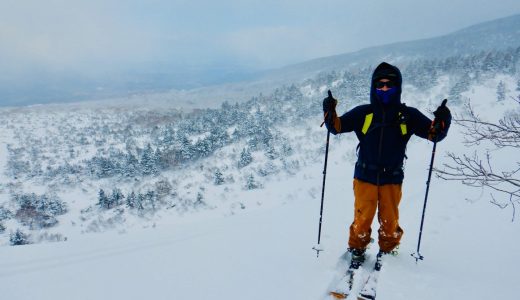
[314,90,334,257]
[412,99,447,262]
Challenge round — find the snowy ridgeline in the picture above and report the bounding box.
[1,47,520,246]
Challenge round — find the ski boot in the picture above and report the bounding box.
[374,251,390,271]
[348,248,366,269]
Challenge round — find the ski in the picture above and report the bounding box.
[328,251,369,299]
[356,269,380,300]
[329,267,357,299]
[356,253,385,300]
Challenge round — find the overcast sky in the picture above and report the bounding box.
[2,0,520,81]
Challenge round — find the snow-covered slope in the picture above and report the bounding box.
[0,108,518,300]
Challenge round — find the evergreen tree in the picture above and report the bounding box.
[281,141,293,157]
[194,138,212,158]
[497,81,506,102]
[110,188,125,208]
[126,191,137,209]
[136,193,145,211]
[265,143,277,160]
[214,168,225,185]
[245,174,260,190]
[98,157,114,178]
[195,192,205,206]
[98,189,109,209]
[125,153,139,178]
[145,190,158,211]
[449,74,470,104]
[141,143,159,176]
[238,147,253,168]
[179,135,194,162]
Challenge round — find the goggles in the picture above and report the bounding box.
[375,81,396,89]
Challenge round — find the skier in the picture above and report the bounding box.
[322,62,451,269]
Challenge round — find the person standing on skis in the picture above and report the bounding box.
[322,62,451,268]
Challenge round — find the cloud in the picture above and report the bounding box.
[1,0,520,98]
[0,1,164,77]
[222,25,346,69]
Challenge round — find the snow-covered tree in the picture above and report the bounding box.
[10,229,30,246]
[179,135,195,162]
[214,168,225,185]
[195,192,205,207]
[238,148,253,168]
[97,189,109,209]
[245,174,260,190]
[126,191,138,209]
[110,188,125,208]
[141,144,159,176]
[124,153,139,178]
[497,81,506,102]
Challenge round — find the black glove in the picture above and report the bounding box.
[433,99,451,123]
[430,99,451,139]
[322,90,337,113]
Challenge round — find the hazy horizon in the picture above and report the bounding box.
[2,1,520,106]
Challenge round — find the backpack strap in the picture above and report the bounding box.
[361,113,374,134]
[398,112,407,135]
[361,110,407,136]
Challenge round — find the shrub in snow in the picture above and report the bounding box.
[195,192,206,207]
[257,162,278,177]
[0,222,5,233]
[98,188,125,210]
[10,229,31,246]
[124,190,160,213]
[214,169,225,185]
[35,232,67,243]
[13,193,67,229]
[0,207,12,221]
[154,179,173,198]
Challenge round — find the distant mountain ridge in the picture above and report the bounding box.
[262,13,520,83]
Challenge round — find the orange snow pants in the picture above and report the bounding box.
[348,179,403,253]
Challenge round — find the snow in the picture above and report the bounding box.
[0,76,519,299]
[1,151,518,299]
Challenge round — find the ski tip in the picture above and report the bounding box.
[329,291,347,299]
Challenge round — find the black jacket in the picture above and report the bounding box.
[325,62,450,185]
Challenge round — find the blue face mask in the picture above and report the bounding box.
[375,88,398,104]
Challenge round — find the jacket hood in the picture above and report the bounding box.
[370,62,402,106]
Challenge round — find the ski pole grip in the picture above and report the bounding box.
[441,99,447,107]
